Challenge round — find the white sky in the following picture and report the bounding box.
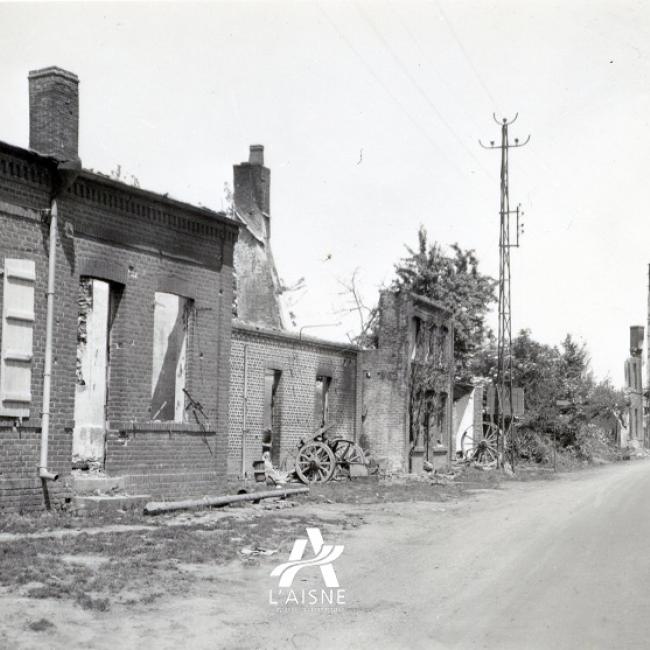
[1,1,649,384]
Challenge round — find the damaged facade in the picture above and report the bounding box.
[0,67,237,511]
[360,291,454,472]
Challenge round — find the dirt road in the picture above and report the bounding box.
[4,461,650,649]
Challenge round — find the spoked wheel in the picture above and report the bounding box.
[295,441,336,484]
[330,439,366,477]
[460,423,499,465]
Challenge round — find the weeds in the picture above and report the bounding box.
[0,510,349,612]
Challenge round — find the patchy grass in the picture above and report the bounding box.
[0,462,567,612]
[0,508,151,535]
[0,508,352,611]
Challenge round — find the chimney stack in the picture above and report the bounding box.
[249,144,264,166]
[233,145,270,236]
[28,66,79,162]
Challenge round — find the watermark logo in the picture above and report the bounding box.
[269,527,346,610]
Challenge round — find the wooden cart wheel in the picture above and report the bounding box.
[330,439,366,476]
[295,441,337,484]
[460,423,499,465]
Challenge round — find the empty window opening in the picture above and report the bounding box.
[151,292,192,422]
[314,375,332,429]
[263,369,282,465]
[411,317,421,361]
[73,277,121,465]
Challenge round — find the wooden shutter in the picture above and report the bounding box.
[1,259,36,417]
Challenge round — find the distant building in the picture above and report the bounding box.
[624,325,644,448]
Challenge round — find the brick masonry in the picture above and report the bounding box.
[0,141,238,512]
[28,67,80,161]
[104,424,225,497]
[228,321,359,476]
[360,290,454,472]
[232,146,283,330]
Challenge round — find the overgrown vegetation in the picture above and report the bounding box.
[473,330,627,463]
[366,227,628,465]
[391,228,497,383]
[0,509,350,610]
[358,227,496,383]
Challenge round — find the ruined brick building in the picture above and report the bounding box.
[359,291,455,473]
[0,66,455,512]
[228,148,455,477]
[227,146,359,476]
[0,67,237,511]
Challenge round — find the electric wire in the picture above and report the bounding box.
[316,3,469,180]
[355,2,494,180]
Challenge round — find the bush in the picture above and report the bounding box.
[516,429,555,464]
[573,423,617,462]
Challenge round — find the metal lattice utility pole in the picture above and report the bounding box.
[480,115,529,468]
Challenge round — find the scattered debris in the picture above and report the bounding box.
[27,618,55,633]
[263,452,291,485]
[240,547,278,557]
[144,486,309,515]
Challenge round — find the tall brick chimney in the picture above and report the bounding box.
[28,66,79,162]
[630,325,644,357]
[233,145,270,237]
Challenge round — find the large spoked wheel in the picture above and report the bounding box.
[295,441,337,484]
[330,439,366,477]
[460,423,499,465]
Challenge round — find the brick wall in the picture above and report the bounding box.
[28,67,79,160]
[0,424,66,512]
[104,423,226,497]
[0,142,237,511]
[0,150,67,512]
[360,290,454,472]
[360,349,408,471]
[233,227,282,328]
[229,322,358,476]
[232,146,283,330]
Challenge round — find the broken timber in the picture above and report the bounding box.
[143,486,309,515]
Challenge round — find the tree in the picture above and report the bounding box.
[390,226,497,381]
[477,328,624,459]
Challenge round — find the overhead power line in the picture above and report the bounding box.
[316,3,469,180]
[355,3,493,179]
[435,0,498,107]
